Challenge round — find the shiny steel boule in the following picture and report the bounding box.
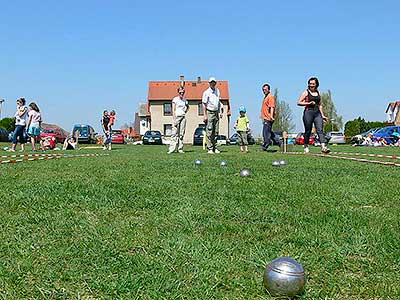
[239,169,251,177]
[194,159,202,166]
[279,160,287,166]
[220,160,228,167]
[263,257,306,297]
[272,160,281,167]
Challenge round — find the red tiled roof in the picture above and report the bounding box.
[148,81,230,100]
[147,80,231,116]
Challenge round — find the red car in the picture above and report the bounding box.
[40,128,67,144]
[295,133,315,145]
[111,130,125,144]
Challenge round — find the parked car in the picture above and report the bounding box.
[142,130,163,145]
[351,127,381,144]
[228,132,256,145]
[193,126,206,145]
[326,131,346,144]
[0,128,8,142]
[372,126,400,144]
[111,129,125,144]
[295,132,315,145]
[216,135,228,146]
[72,124,97,144]
[40,128,67,144]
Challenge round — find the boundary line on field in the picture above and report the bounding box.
[285,152,400,168]
[0,153,109,165]
[330,151,400,160]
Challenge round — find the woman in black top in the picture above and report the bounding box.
[297,77,330,154]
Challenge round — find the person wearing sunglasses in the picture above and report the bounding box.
[168,87,189,154]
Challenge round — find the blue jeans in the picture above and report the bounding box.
[262,120,280,150]
[303,109,326,145]
[13,125,26,144]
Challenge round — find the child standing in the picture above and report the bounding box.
[10,97,28,152]
[26,102,42,151]
[234,106,250,153]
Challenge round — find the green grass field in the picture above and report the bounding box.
[0,143,399,299]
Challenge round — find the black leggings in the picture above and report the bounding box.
[303,109,326,145]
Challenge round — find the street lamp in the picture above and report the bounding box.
[330,118,335,132]
[0,99,4,120]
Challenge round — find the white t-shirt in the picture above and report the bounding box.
[28,110,42,126]
[202,87,223,112]
[15,106,28,126]
[172,96,188,117]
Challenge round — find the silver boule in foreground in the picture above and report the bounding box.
[272,160,281,167]
[220,160,228,167]
[263,257,306,297]
[239,169,251,177]
[194,159,202,166]
[279,160,287,166]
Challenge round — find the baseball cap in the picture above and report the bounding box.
[208,77,217,83]
[239,106,246,113]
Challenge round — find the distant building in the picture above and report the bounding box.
[134,103,151,137]
[385,101,400,125]
[144,76,231,144]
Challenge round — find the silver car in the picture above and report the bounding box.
[326,131,346,144]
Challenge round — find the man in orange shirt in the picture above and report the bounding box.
[260,83,281,151]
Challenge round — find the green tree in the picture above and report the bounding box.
[320,90,343,132]
[0,117,15,132]
[272,89,295,132]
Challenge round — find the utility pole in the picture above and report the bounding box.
[0,99,4,120]
[330,118,335,132]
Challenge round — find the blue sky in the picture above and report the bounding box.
[1,0,399,135]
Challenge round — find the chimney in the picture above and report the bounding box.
[197,76,201,83]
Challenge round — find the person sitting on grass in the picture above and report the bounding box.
[63,136,77,150]
[40,136,56,151]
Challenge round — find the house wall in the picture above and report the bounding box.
[149,100,230,144]
[395,108,400,126]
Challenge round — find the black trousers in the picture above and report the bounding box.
[303,109,326,145]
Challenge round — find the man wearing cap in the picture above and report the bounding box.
[260,83,281,151]
[202,77,224,154]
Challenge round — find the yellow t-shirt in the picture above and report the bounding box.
[236,115,249,131]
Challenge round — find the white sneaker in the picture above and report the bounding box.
[214,149,221,154]
[321,147,331,154]
[167,149,175,154]
[304,147,310,154]
[207,150,214,154]
[102,146,107,150]
[178,150,184,153]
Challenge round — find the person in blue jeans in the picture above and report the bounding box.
[10,98,28,152]
[260,83,281,151]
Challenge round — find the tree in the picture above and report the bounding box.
[272,89,295,132]
[0,117,15,132]
[320,90,343,132]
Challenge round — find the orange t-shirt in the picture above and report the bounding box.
[261,93,276,121]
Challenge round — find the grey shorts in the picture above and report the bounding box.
[237,131,248,146]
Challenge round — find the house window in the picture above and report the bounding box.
[164,103,172,116]
[198,103,204,116]
[164,124,172,136]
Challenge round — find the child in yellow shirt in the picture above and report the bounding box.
[234,106,250,153]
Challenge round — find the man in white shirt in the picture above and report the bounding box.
[168,87,189,154]
[202,77,224,154]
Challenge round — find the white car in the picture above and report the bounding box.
[216,135,228,146]
[326,131,346,144]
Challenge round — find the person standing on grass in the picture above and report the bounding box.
[26,102,42,151]
[101,110,111,150]
[202,77,224,154]
[234,106,250,153]
[168,87,189,154]
[260,83,281,151]
[9,97,28,152]
[297,77,330,154]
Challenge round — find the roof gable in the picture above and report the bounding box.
[386,101,400,113]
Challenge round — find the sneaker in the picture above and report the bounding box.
[102,146,107,150]
[214,149,221,154]
[321,147,331,154]
[207,150,214,154]
[304,147,310,154]
[178,150,184,153]
[167,149,175,154]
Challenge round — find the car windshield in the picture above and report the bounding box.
[112,130,122,134]
[73,127,88,135]
[43,129,56,133]
[146,131,161,137]
[217,135,226,140]
[376,127,393,134]
[194,128,204,135]
[330,132,344,136]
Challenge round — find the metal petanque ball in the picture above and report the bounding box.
[272,160,281,167]
[279,160,287,166]
[220,160,228,167]
[239,169,251,177]
[263,256,306,298]
[194,159,202,166]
